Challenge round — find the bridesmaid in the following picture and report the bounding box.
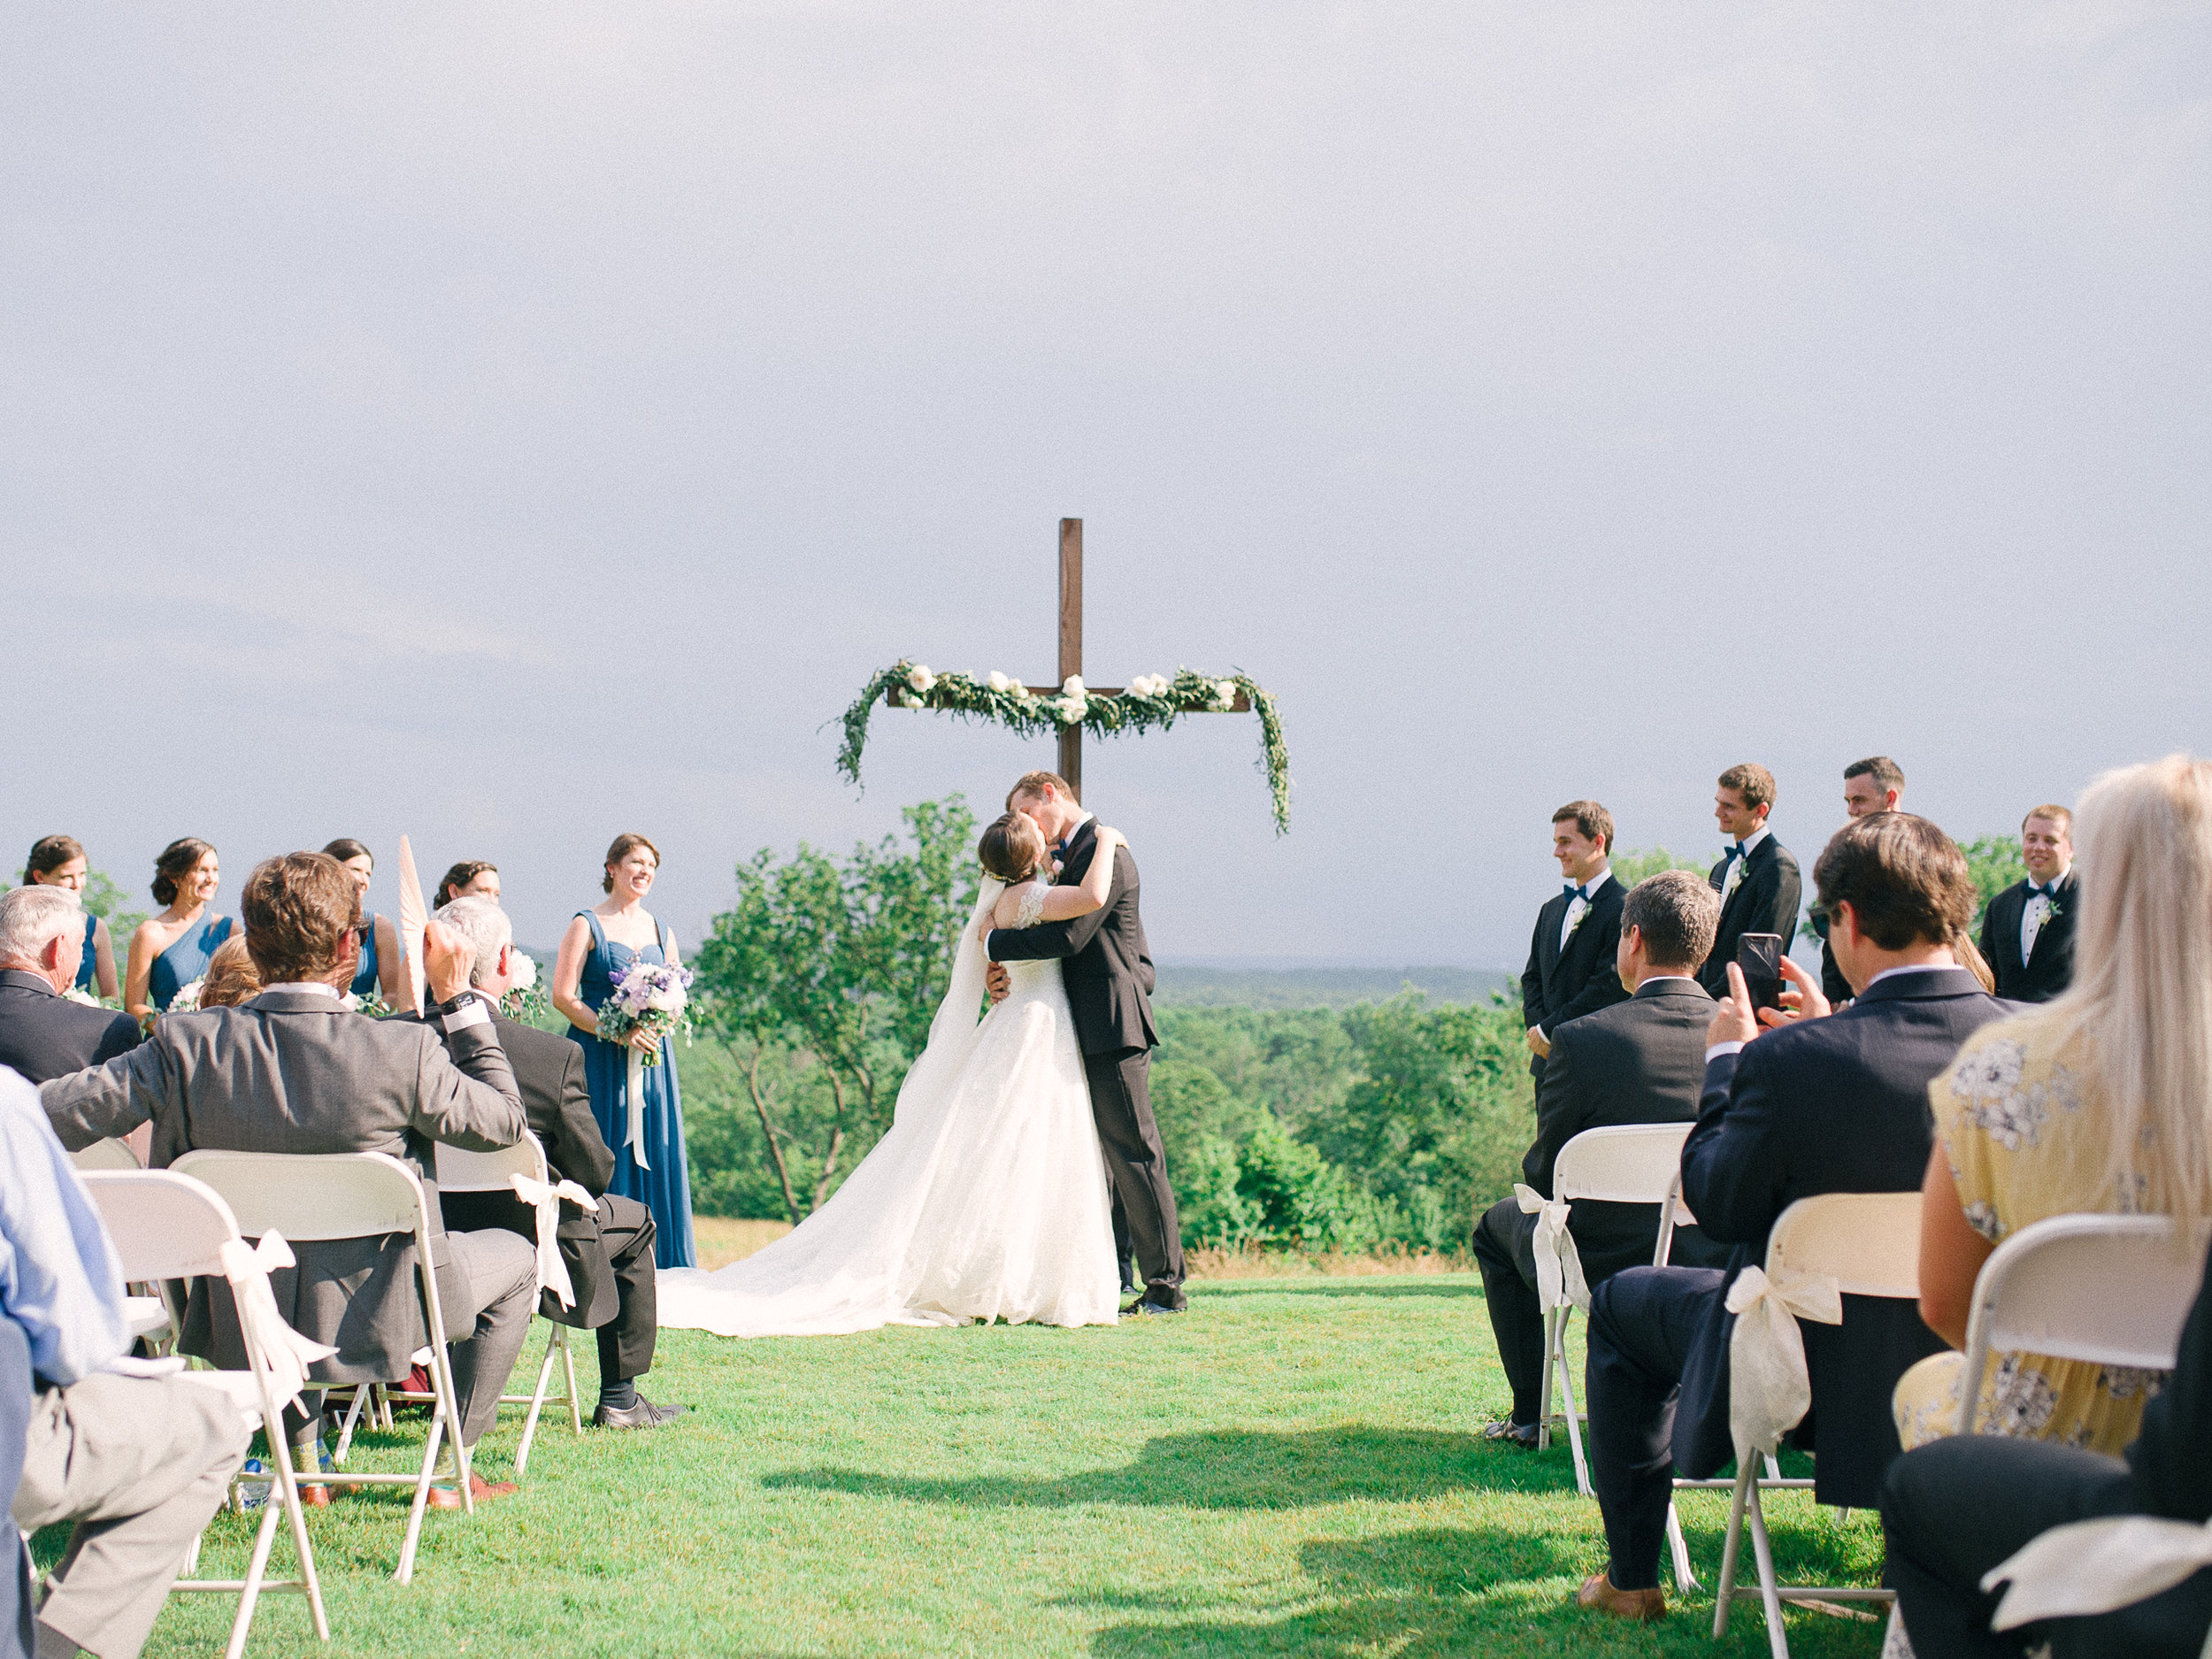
[435,860,501,907]
[23,835,118,998]
[125,838,232,1022]
[322,839,408,1008]
[552,833,696,1270]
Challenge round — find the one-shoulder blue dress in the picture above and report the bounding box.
[150,915,234,1010]
[568,911,696,1269]
[349,917,383,999]
[73,912,98,993]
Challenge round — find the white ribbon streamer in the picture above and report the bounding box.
[625,1047,650,1169]
[1986,1515,2212,1632]
[1724,1263,1843,1462]
[510,1171,601,1310]
[1515,1184,1591,1314]
[219,1232,339,1418]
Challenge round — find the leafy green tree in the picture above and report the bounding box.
[1609,846,1711,887]
[1959,833,2027,932]
[692,797,979,1221]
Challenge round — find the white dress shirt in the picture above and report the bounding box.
[2020,874,2067,964]
[1718,824,1771,906]
[264,978,489,1033]
[1558,868,1614,953]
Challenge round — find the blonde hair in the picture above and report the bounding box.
[199,936,263,1010]
[2048,754,2212,1232]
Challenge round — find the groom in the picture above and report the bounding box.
[984,771,1187,1316]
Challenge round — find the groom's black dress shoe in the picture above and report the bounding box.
[1120,1297,1185,1317]
[594,1393,687,1430]
[1482,1418,1542,1449]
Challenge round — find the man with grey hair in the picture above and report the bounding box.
[1476,870,1725,1448]
[0,887,140,1085]
[430,896,677,1431]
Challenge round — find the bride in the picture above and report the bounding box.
[655,812,1125,1335]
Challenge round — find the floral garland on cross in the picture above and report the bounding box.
[836,661,1292,834]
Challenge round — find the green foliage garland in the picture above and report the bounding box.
[836,661,1292,833]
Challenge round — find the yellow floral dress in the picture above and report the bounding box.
[1892,1012,2168,1455]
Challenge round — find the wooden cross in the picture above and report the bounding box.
[897,518,1250,803]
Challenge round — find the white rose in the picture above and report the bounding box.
[1009,679,1033,700]
[987,671,1011,693]
[1062,674,1085,696]
[1059,695,1088,723]
[1215,679,1239,707]
[508,952,538,991]
[908,665,936,694]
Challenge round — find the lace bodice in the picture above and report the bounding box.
[1013,881,1049,929]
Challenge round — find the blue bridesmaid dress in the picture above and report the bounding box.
[73,912,98,994]
[150,915,234,1010]
[568,910,696,1269]
[349,918,384,1000]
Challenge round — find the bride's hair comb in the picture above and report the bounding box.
[977,812,1048,885]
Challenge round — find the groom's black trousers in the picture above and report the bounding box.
[1085,1047,1187,1310]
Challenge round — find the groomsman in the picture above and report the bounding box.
[1818,757,1905,1004]
[1521,802,1632,1087]
[1978,803,2078,1002]
[1697,763,1802,1000]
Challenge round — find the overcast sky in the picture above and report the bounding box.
[4,3,2207,968]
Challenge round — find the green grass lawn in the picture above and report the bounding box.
[121,1272,1886,1657]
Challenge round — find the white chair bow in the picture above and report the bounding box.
[1515,1184,1591,1314]
[1724,1263,1842,1463]
[510,1172,600,1310]
[219,1233,339,1417]
[1986,1515,2212,1632]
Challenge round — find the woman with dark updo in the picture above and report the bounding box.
[435,860,500,908]
[23,834,117,997]
[321,839,408,1009]
[125,838,231,1021]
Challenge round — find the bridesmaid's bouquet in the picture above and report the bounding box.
[599,959,694,1172]
[598,960,694,1064]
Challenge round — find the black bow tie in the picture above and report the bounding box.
[2030,882,2057,900]
[1564,883,1589,902]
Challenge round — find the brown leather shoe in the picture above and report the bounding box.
[427,1471,519,1510]
[1576,1573,1666,1621]
[293,1482,332,1509]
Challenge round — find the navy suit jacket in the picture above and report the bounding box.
[1671,966,2015,1503]
[0,971,139,1087]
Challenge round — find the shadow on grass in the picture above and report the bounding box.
[765,1424,1583,1510]
[1197,1279,1486,1301]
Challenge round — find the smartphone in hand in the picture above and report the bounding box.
[1738,933,1785,1013]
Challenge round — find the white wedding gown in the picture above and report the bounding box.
[656,877,1120,1335]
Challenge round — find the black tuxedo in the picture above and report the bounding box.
[0,970,140,1086]
[1699,833,1803,999]
[1582,967,2011,1591]
[1884,1233,2212,1658]
[1978,873,2079,1004]
[987,818,1184,1308]
[437,1008,659,1384]
[1518,876,1630,1079]
[1471,976,1727,1427]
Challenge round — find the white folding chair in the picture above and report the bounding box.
[70,1137,142,1172]
[77,1170,331,1659]
[1533,1121,1714,1591]
[428,1133,584,1476]
[172,1149,473,1586]
[1712,1191,1922,1659]
[1957,1213,2200,1436]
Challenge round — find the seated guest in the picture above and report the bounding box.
[122,839,231,1024]
[435,860,501,909]
[1521,801,1632,1086]
[195,937,261,1011]
[321,840,407,1010]
[431,896,680,1430]
[1883,1228,2212,1659]
[0,887,141,1084]
[1897,759,2208,1455]
[41,852,534,1508]
[1816,757,1907,1004]
[1700,763,1803,999]
[1979,805,2078,1003]
[1477,871,1726,1448]
[1576,813,2008,1622]
[1,1065,251,1659]
[22,835,118,999]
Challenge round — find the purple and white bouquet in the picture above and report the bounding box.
[598,959,694,1065]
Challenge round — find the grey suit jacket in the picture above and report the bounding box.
[41,987,526,1381]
